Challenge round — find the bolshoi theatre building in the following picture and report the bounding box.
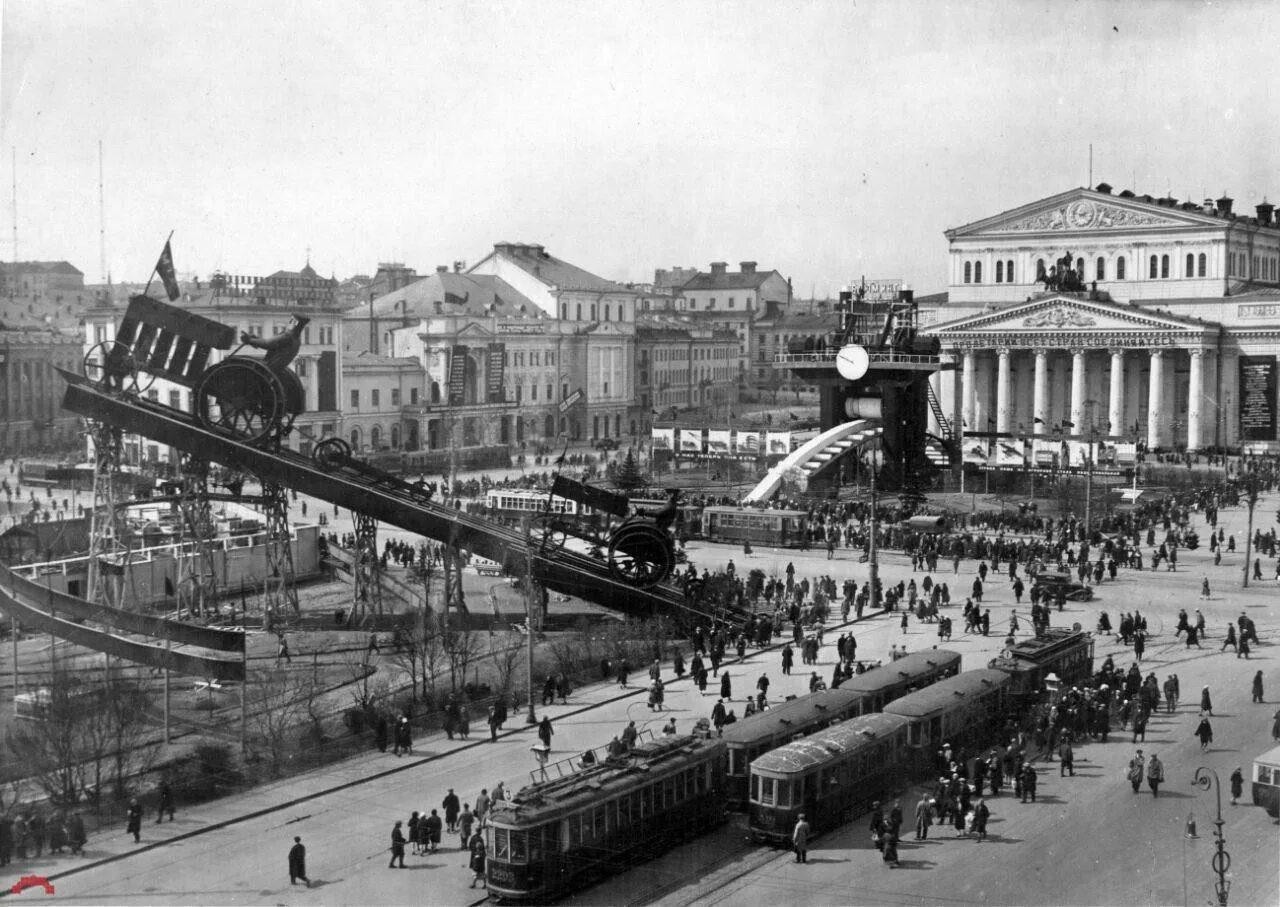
[919,184,1280,453]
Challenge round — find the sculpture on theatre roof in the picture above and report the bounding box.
[1023,305,1096,328]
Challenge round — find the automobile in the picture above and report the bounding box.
[1032,571,1093,602]
[593,438,620,451]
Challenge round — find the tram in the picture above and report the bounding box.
[988,627,1095,706]
[484,733,726,901]
[722,649,961,808]
[701,506,809,547]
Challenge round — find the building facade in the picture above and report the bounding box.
[0,329,84,456]
[922,185,1280,451]
[636,314,740,426]
[674,261,791,388]
[0,261,85,299]
[342,351,425,453]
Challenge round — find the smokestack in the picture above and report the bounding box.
[709,261,727,277]
[739,261,757,275]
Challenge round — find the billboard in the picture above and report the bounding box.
[994,440,1026,467]
[734,430,761,456]
[485,343,506,403]
[962,442,989,465]
[679,429,703,453]
[650,427,674,451]
[1239,355,1277,441]
[765,431,791,455]
[447,345,469,406]
[706,429,731,455]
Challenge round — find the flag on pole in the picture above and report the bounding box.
[1033,417,1045,424]
[155,240,180,301]
[1061,419,1076,428]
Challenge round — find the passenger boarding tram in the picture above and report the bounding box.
[721,649,961,808]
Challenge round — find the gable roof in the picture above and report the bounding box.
[925,292,1221,341]
[681,268,782,291]
[474,243,627,293]
[349,273,542,321]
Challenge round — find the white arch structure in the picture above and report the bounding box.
[742,419,883,503]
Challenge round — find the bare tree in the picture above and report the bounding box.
[487,631,524,701]
[247,669,313,778]
[6,670,92,806]
[447,625,484,692]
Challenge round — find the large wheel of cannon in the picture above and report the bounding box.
[312,437,352,470]
[82,341,153,395]
[193,356,285,445]
[607,519,675,588]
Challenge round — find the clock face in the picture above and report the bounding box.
[836,344,870,381]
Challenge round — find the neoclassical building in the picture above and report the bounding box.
[921,185,1280,452]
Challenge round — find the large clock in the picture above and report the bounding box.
[836,344,870,381]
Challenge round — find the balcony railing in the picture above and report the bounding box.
[773,350,941,367]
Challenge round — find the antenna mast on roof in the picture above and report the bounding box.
[99,140,108,285]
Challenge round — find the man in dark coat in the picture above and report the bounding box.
[157,782,175,823]
[443,789,461,833]
[126,798,143,843]
[289,835,310,886]
[389,820,407,868]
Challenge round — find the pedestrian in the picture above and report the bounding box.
[458,804,474,849]
[791,813,810,863]
[538,715,553,750]
[617,658,629,688]
[1228,767,1245,805]
[1127,750,1145,793]
[1253,670,1265,703]
[1200,685,1213,716]
[443,788,460,834]
[67,813,86,855]
[408,811,422,855]
[389,820,407,868]
[720,671,732,701]
[276,631,291,665]
[126,797,143,843]
[424,808,443,854]
[1059,740,1074,777]
[1147,753,1164,796]
[288,835,310,887]
[488,705,500,742]
[1201,577,1210,599]
[474,789,491,829]
[157,781,175,823]
[914,794,934,840]
[468,831,487,888]
[1195,716,1214,751]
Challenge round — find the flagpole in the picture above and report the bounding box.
[142,230,175,298]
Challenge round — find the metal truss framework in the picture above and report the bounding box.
[260,480,299,628]
[174,455,218,620]
[86,424,131,608]
[350,511,383,626]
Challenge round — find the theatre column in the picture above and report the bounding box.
[1147,349,1164,448]
[1033,350,1049,432]
[1070,349,1087,428]
[1108,349,1125,436]
[996,348,1012,433]
[1187,348,1204,451]
[962,349,976,434]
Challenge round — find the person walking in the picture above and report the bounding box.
[973,798,990,842]
[1253,670,1265,704]
[1230,767,1245,805]
[1200,686,1214,716]
[424,808,443,854]
[468,831,487,888]
[1195,716,1214,751]
[288,836,310,887]
[443,788,460,834]
[156,782,175,823]
[791,814,810,863]
[126,798,143,844]
[914,794,934,840]
[389,820,407,868]
[1146,753,1164,796]
[1127,751,1145,793]
[1059,739,1075,777]
[538,715,554,751]
[720,671,732,701]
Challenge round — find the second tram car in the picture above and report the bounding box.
[988,627,1095,705]
[722,649,961,808]
[485,734,726,901]
[880,668,1011,769]
[702,506,809,547]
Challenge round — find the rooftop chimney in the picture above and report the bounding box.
[709,261,728,277]
[739,261,757,274]
[1216,194,1234,216]
[1119,189,1135,198]
[1095,182,1113,194]
[1203,198,1217,214]
[436,265,449,273]
[1256,201,1275,225]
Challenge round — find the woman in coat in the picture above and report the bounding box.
[1195,716,1214,751]
[538,715,553,750]
[720,671,732,701]
[468,832,487,888]
[1200,686,1213,716]
[1229,767,1245,805]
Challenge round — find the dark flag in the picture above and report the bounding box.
[155,240,180,301]
[164,576,175,598]
[1061,419,1076,428]
[1033,417,1045,424]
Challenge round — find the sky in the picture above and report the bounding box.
[3,0,1280,296]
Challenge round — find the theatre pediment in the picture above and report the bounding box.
[928,295,1209,337]
[947,188,1222,239]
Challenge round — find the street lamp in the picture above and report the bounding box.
[1240,471,1260,588]
[1192,766,1232,906]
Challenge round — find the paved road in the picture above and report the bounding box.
[9,491,1280,906]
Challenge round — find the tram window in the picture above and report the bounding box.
[908,723,922,746]
[776,780,791,807]
[619,796,631,827]
[697,763,708,793]
[641,785,653,817]
[594,806,607,838]
[494,827,511,861]
[1258,766,1272,784]
[510,829,528,863]
[568,815,581,846]
[761,776,775,806]
[727,750,739,776]
[751,774,760,802]
[664,778,675,808]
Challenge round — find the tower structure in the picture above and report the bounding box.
[173,455,218,620]
[85,424,131,608]
[350,512,383,626]
[260,480,299,627]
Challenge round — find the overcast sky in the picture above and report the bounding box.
[3,0,1279,295]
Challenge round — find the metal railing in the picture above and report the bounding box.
[772,350,941,367]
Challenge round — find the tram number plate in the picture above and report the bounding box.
[489,865,516,886]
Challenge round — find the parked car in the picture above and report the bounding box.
[1032,571,1093,601]
[593,438,620,451]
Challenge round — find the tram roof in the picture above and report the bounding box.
[702,505,808,517]
[751,713,909,775]
[837,649,962,694]
[489,734,722,825]
[880,669,1010,718]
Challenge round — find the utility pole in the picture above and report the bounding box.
[1241,473,1257,588]
[868,452,880,612]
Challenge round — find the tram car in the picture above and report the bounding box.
[81,294,304,446]
[484,733,726,902]
[701,505,810,548]
[748,713,910,844]
[722,649,961,808]
[988,627,1095,705]
[748,669,1012,844]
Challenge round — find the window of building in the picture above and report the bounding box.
[603,306,610,321]
[169,390,182,410]
[1096,257,1106,280]
[1006,259,1014,282]
[963,261,972,284]
[1149,255,1158,279]
[974,261,983,283]
[590,305,597,320]
[576,304,582,320]
[531,384,538,401]
[995,261,1004,283]
[516,385,522,404]
[728,297,735,308]
[1117,256,1126,279]
[372,389,380,408]
[1161,254,1170,278]
[546,383,552,400]
[1186,253,1195,277]
[410,387,419,405]
[350,389,359,408]
[391,388,400,405]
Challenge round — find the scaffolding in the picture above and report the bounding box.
[260,480,298,628]
[350,511,383,626]
[174,455,218,620]
[86,424,131,608]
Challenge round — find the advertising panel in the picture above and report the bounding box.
[447,345,469,406]
[734,431,761,456]
[650,427,674,451]
[1113,442,1138,467]
[485,343,506,403]
[706,429,732,455]
[1239,355,1277,441]
[962,442,989,465]
[1031,439,1059,468]
[765,432,792,455]
[994,440,1026,467]
[679,429,703,453]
